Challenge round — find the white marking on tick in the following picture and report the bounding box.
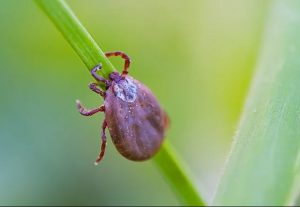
[113,78,137,102]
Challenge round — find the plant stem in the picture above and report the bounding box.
[35,0,205,205]
[35,0,114,79]
[154,140,205,205]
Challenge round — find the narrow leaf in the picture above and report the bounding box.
[213,0,300,205]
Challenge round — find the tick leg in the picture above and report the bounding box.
[94,120,107,165]
[91,64,110,85]
[89,83,105,97]
[76,100,105,116]
[105,51,131,77]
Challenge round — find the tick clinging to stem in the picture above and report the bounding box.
[76,51,169,165]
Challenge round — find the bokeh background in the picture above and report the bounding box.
[0,0,270,205]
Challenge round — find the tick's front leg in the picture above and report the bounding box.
[76,100,105,116]
[94,120,107,165]
[105,51,131,77]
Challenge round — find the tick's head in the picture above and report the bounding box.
[109,71,122,83]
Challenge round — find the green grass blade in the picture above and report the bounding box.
[35,0,205,205]
[35,0,114,78]
[213,0,300,205]
[154,140,205,205]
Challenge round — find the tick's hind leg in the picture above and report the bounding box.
[76,100,105,116]
[94,120,107,165]
[105,51,131,77]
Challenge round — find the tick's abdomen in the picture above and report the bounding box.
[104,77,166,161]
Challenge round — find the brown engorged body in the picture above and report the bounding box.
[105,76,167,161]
[76,51,169,164]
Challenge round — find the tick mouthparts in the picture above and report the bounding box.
[94,162,99,166]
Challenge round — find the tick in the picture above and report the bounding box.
[76,51,169,165]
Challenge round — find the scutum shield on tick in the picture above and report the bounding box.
[76,51,169,165]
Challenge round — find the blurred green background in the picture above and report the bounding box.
[0,0,270,205]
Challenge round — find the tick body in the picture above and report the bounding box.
[76,51,168,164]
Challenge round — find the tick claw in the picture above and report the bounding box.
[76,99,81,108]
[93,64,102,72]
